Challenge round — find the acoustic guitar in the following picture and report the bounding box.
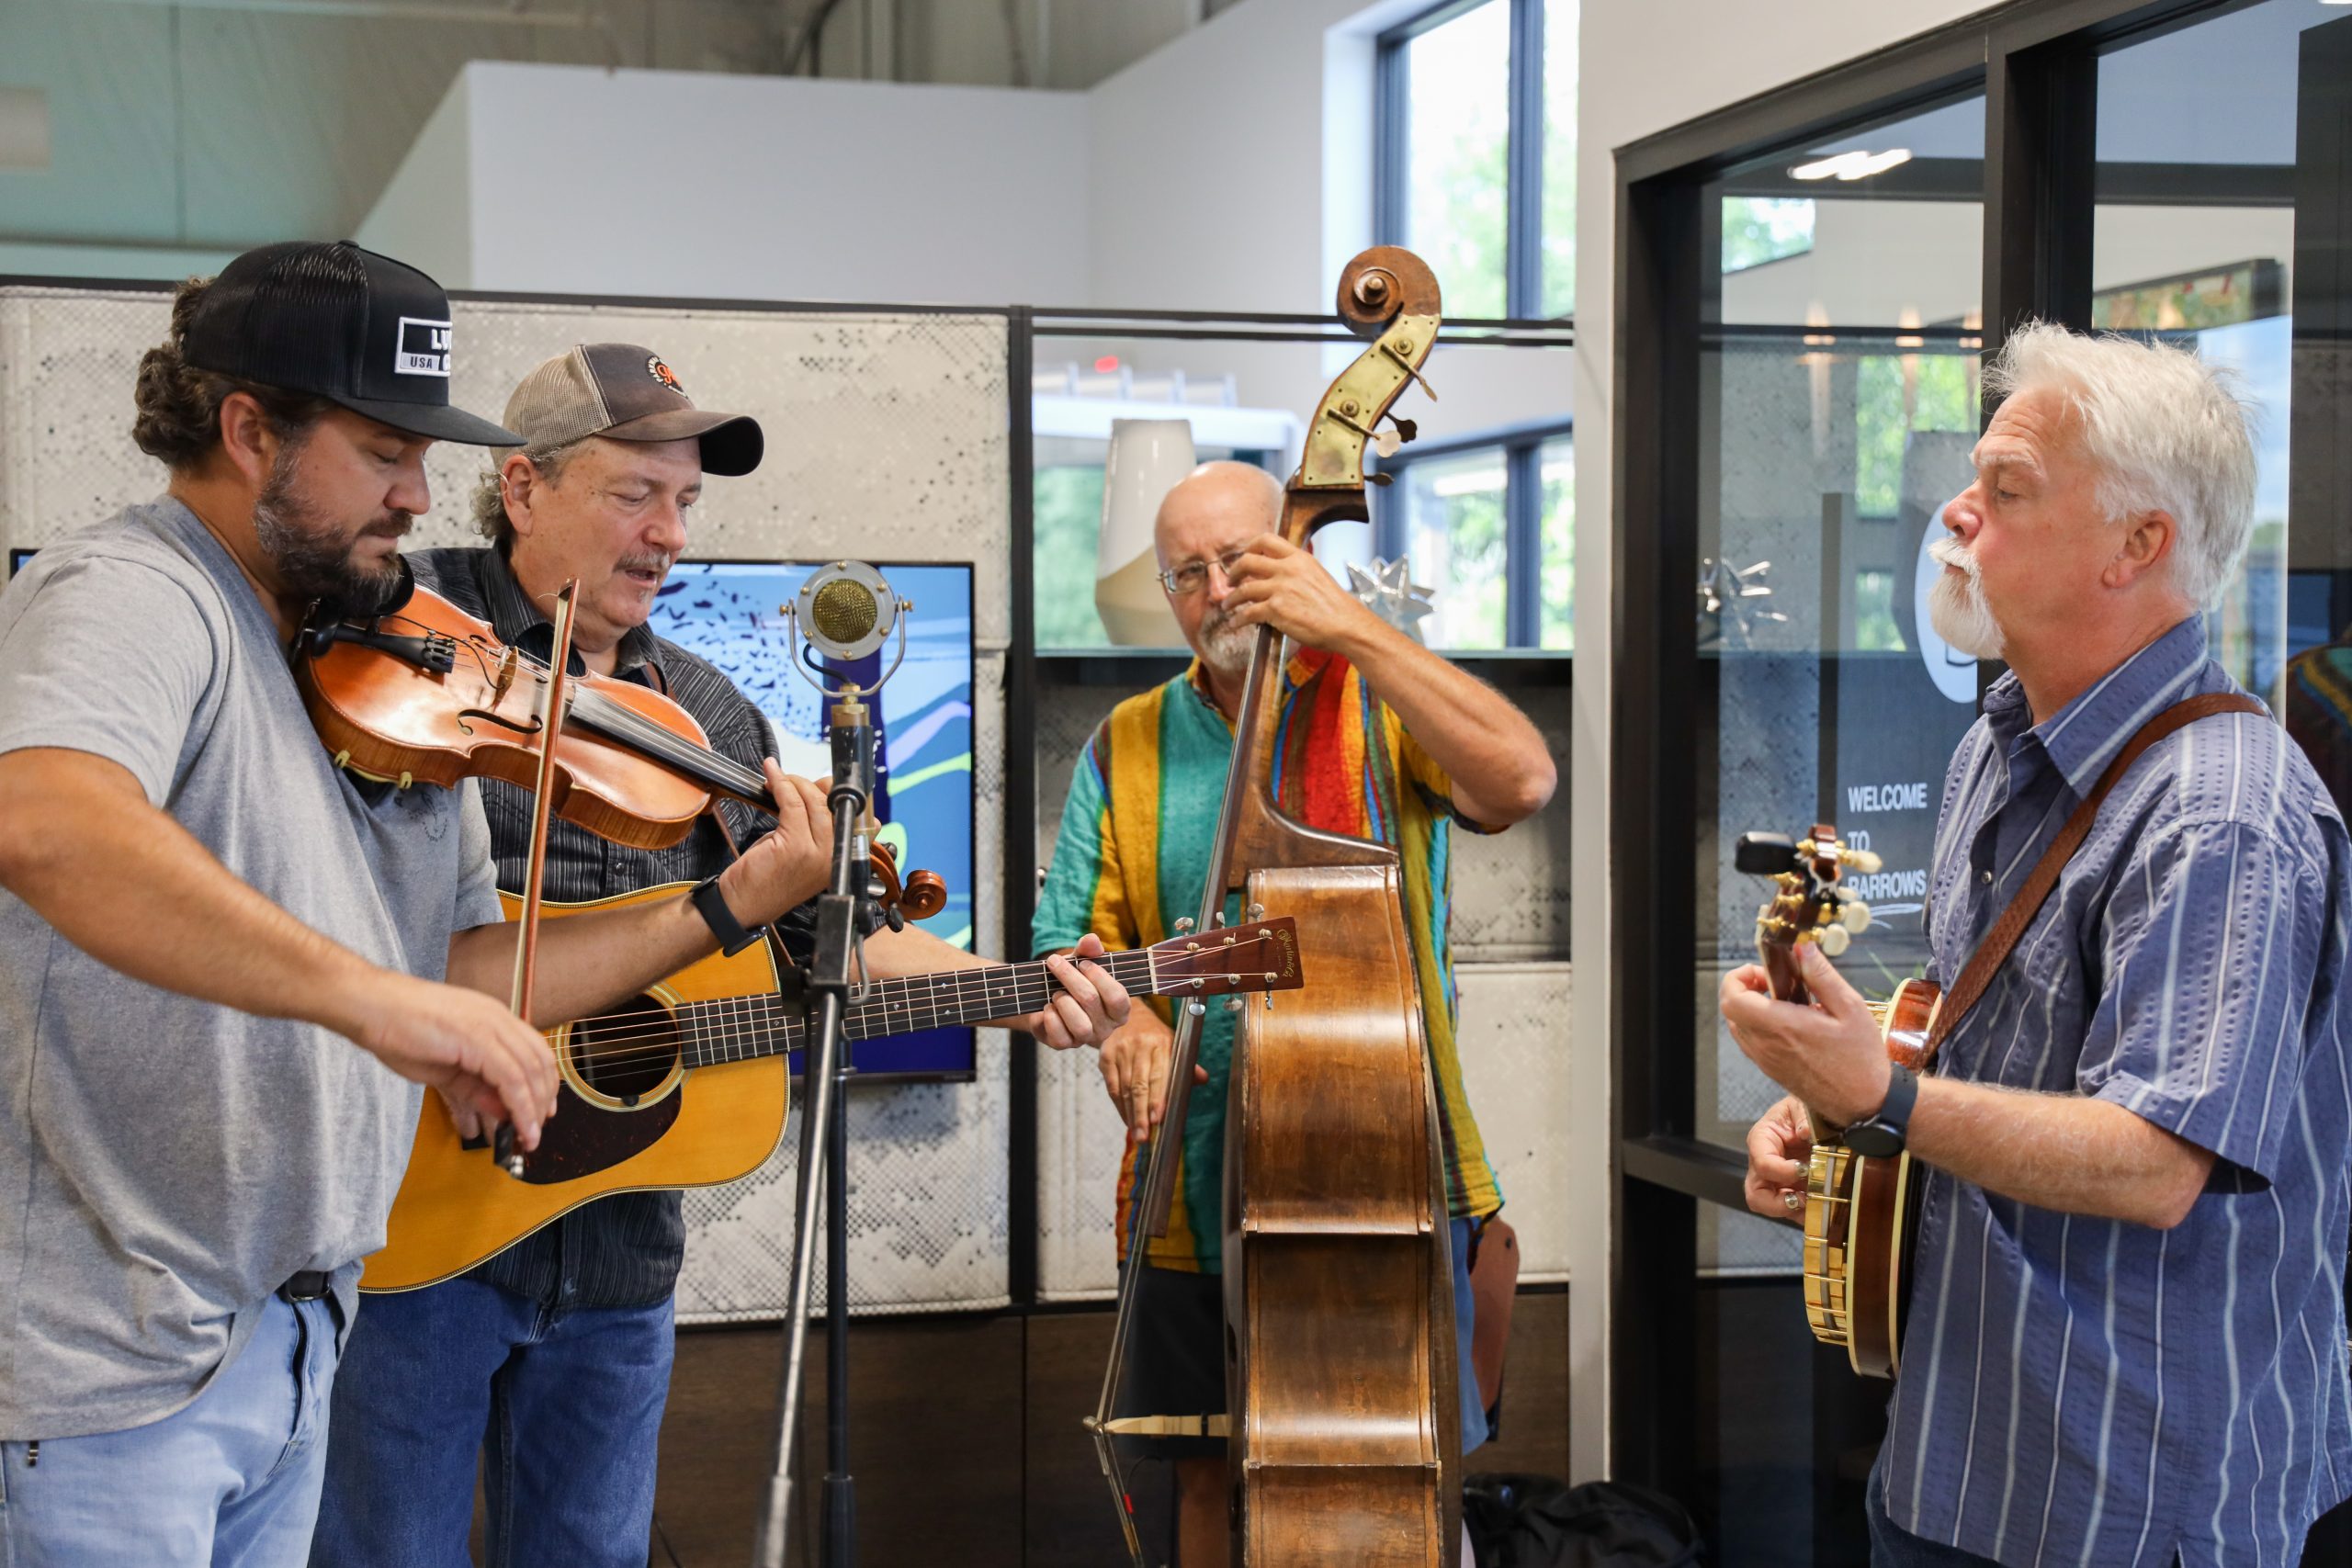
[363,886,1304,1292]
[1736,825,1933,1380]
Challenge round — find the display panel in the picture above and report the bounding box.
[646,558,978,1079]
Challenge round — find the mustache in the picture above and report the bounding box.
[617,551,673,577]
[1928,535,1980,578]
[363,513,413,538]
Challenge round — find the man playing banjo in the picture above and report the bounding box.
[1724,323,2352,1567]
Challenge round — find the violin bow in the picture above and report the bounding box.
[493,580,581,1178]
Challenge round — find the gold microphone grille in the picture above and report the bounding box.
[808,578,879,646]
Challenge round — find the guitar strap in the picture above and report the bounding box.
[1918,695,2267,1072]
[1918,690,2268,1069]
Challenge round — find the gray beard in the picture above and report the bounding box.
[1198,609,1261,679]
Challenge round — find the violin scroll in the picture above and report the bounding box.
[866,840,945,924]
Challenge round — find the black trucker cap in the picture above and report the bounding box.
[180,240,522,447]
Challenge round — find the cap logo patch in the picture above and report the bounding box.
[395,317,452,378]
[648,356,686,397]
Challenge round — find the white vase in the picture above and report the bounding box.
[1093,418,1196,647]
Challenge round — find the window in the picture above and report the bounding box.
[1374,0,1576,652]
[1377,0,1576,321]
[1378,421,1573,650]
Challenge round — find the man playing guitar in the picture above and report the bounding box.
[1724,324,2352,1567]
[309,343,1130,1567]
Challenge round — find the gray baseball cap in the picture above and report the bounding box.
[503,343,763,476]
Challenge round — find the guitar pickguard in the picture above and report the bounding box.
[458,991,688,1185]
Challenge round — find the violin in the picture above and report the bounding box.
[293,575,944,920]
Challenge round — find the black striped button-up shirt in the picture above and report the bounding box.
[409,546,813,1309]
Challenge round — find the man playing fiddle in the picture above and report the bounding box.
[1031,460,1556,1566]
[0,243,845,1565]
[309,343,1131,1567]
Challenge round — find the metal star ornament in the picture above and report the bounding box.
[1697,557,1787,647]
[1348,556,1436,643]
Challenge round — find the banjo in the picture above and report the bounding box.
[1736,825,1928,1380]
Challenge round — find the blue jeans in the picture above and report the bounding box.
[1451,1215,1491,1453]
[309,1278,674,1568]
[0,1293,341,1568]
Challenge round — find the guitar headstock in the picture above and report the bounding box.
[1734,824,1879,1002]
[1144,917,1306,999]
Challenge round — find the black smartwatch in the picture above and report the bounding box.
[1844,1063,1918,1158]
[691,874,761,957]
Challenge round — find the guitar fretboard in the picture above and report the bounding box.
[676,949,1163,1069]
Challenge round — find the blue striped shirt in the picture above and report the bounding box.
[1883,616,2352,1567]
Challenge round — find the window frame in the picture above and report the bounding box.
[1374,413,1575,649]
[1374,0,1556,323]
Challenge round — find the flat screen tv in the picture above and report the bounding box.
[6,547,980,1080]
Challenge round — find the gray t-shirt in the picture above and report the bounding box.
[0,497,503,1438]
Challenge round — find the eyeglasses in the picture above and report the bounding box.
[1158,547,1251,597]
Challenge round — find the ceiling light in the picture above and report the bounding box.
[1789,147,1913,182]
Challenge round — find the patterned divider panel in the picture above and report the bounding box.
[0,286,1013,1319]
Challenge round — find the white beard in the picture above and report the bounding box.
[1927,536,2006,660]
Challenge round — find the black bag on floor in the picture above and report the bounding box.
[1464,1473,1704,1567]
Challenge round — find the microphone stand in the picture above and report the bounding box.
[754,576,909,1568]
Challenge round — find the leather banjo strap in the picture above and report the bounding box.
[1919,690,2269,1069]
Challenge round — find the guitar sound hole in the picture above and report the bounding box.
[569,997,681,1106]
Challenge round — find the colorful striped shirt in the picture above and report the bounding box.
[1884,616,2352,1566]
[1034,652,1501,1272]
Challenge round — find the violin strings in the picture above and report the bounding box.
[411,624,773,805]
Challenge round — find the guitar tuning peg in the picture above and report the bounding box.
[1817,924,1851,958]
[1389,414,1418,445]
[1173,918,1194,934]
[1840,848,1883,874]
[1839,899,1872,935]
[1368,471,1393,487]
[1225,996,1245,1012]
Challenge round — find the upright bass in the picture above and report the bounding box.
[1090,246,1462,1566]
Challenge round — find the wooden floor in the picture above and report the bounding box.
[643,1288,1572,1567]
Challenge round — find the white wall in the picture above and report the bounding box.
[1567,0,2004,1482]
[361,62,1091,305]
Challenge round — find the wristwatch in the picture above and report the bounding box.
[1843,1063,1918,1159]
[691,874,762,957]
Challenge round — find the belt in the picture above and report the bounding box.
[277,1270,332,1303]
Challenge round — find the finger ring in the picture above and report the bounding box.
[1781,1190,1804,1213]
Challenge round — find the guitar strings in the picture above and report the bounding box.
[539,952,1164,1073]
[547,931,1272,1064]
[534,931,1284,1075]
[545,952,1174,1073]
